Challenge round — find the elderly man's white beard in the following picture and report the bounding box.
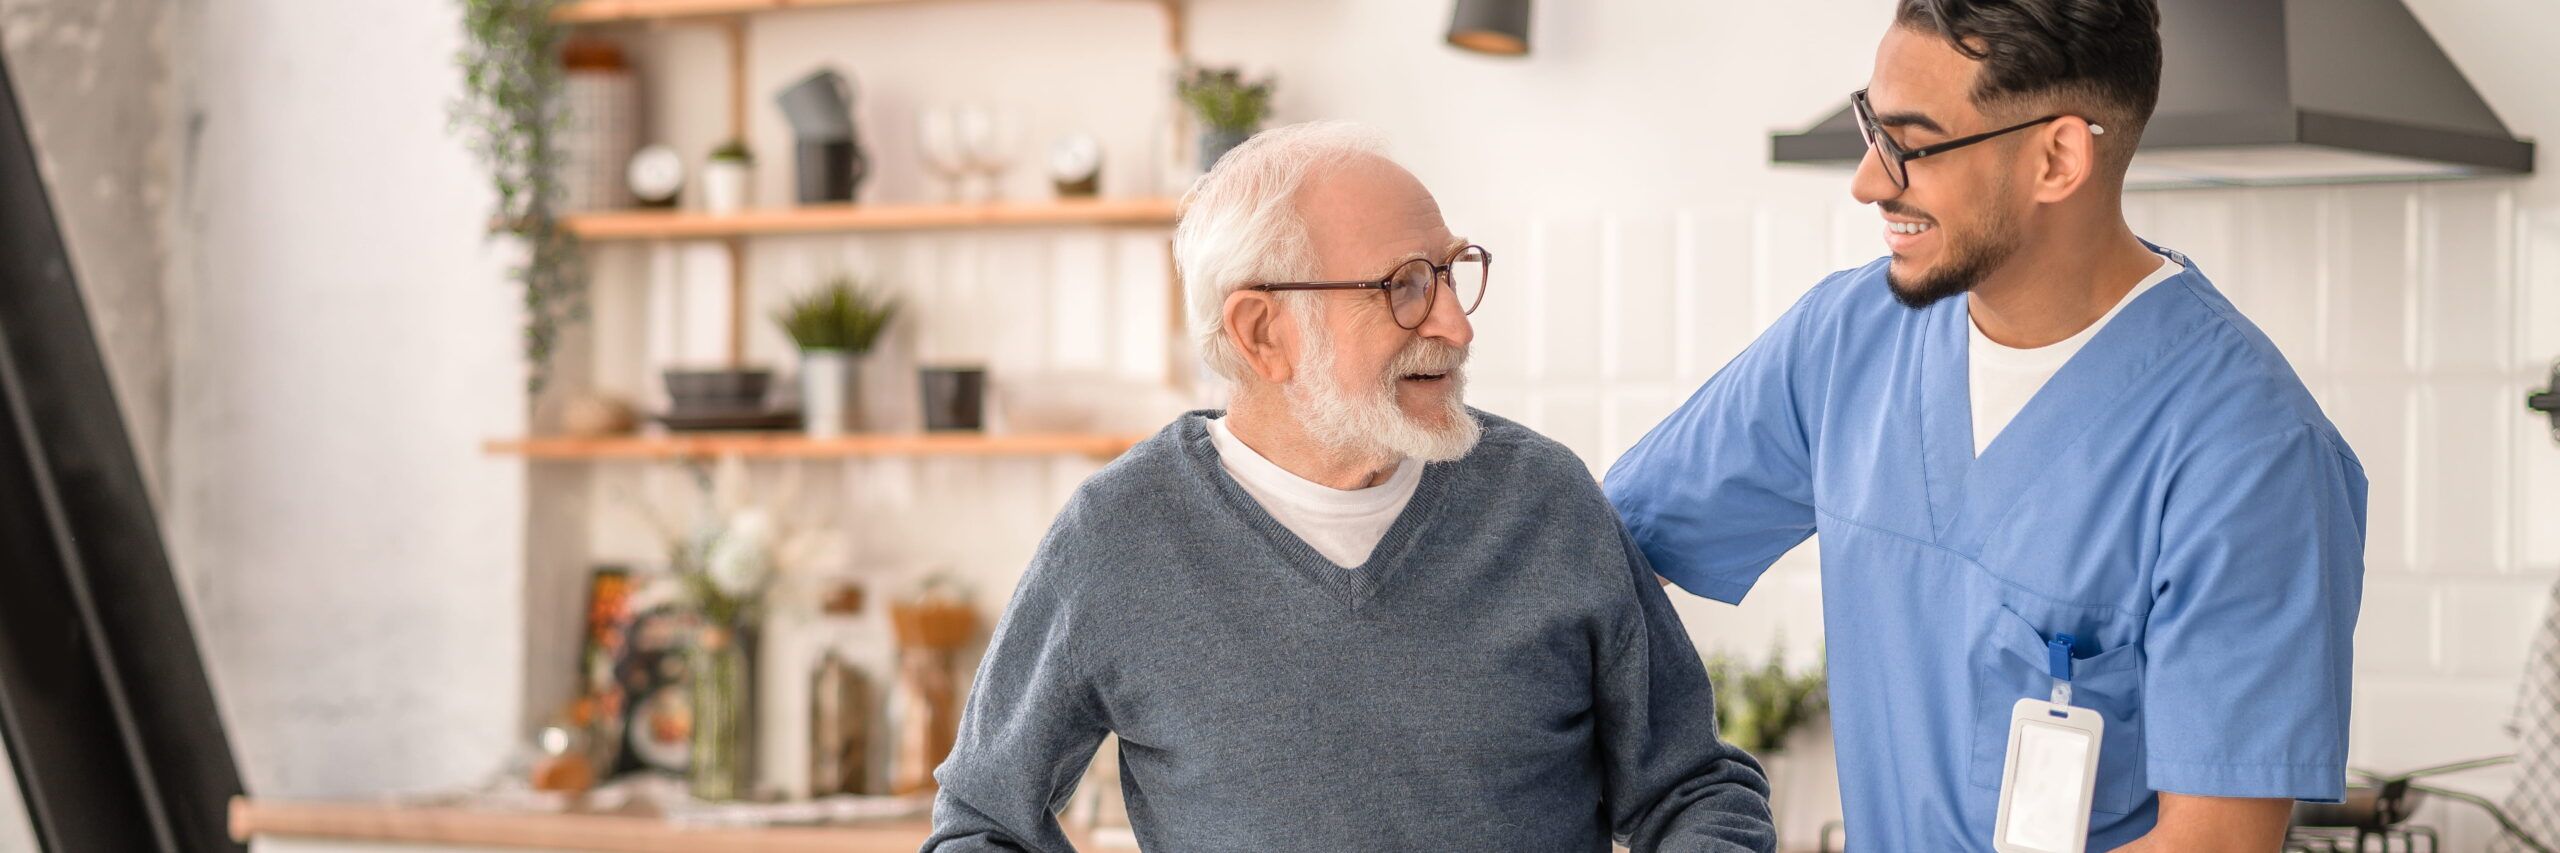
[1282,304,1481,467]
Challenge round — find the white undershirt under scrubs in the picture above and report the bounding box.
[1968,253,2182,456]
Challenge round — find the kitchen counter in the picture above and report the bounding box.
[228,797,1094,853]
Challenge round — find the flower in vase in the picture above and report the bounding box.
[707,508,775,598]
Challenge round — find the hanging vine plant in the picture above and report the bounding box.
[453,0,585,395]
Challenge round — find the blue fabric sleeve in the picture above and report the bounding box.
[1603,282,1827,604]
[2142,424,2366,802]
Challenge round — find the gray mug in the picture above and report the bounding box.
[776,68,855,141]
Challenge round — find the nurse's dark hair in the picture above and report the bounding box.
[1895,0,2162,173]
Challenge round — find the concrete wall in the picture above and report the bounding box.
[0,0,175,496]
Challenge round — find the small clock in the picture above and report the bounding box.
[626,144,684,209]
[1048,133,1101,198]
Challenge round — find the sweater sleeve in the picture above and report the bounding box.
[922,514,1112,852]
[1597,523,1777,853]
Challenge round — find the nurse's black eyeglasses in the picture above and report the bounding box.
[1249,244,1491,330]
[1850,88,2101,190]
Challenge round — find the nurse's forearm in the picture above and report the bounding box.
[2113,793,2289,852]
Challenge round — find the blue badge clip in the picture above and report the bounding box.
[2047,633,2076,706]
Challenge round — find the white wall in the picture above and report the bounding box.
[132,0,2560,848]
[170,0,529,797]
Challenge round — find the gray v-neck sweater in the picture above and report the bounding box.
[924,410,1774,852]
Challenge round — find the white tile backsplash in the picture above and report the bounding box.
[1534,219,1607,383]
[2444,581,2543,679]
[1678,207,1758,378]
[2419,185,2516,375]
[2412,381,2518,573]
[2335,190,2426,376]
[1606,215,1679,384]
[2360,576,2444,678]
[2355,680,2519,776]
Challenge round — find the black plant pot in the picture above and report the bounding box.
[919,366,986,432]
[663,368,772,413]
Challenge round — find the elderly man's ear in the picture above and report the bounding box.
[1224,290,1297,385]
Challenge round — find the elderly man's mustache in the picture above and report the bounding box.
[1385,340,1468,382]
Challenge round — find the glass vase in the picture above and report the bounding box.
[688,623,756,801]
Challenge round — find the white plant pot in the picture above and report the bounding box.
[800,350,857,437]
[703,160,752,216]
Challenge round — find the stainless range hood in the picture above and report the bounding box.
[1770,0,2537,189]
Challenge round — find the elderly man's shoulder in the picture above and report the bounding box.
[1014,418,1205,591]
[1458,409,1604,492]
[1066,415,1202,507]
[1041,413,1254,547]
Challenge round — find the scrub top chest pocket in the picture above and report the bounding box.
[1970,604,2149,816]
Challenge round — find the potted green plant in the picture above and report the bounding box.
[1706,640,1828,841]
[454,0,583,394]
[1176,64,1274,171]
[704,140,752,216]
[774,277,899,437]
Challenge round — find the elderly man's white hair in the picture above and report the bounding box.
[1173,121,1390,381]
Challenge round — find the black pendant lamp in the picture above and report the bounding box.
[1446,0,1531,56]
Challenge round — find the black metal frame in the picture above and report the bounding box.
[0,43,246,853]
[1850,88,2077,189]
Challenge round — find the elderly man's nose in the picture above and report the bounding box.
[1419,279,1474,347]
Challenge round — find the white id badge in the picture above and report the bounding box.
[1991,697,2104,853]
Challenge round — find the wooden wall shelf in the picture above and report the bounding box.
[486,432,1146,460]
[560,197,1180,241]
[551,0,1188,56]
[551,0,1181,24]
[555,0,920,24]
[229,798,973,853]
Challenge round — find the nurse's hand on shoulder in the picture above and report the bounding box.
[2109,793,2290,853]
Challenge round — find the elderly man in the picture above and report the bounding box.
[922,122,1774,853]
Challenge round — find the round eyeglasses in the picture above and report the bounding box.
[1248,244,1491,330]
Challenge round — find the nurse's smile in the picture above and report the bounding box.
[1882,214,1935,254]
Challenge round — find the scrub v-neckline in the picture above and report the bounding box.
[1916,247,2200,557]
[1184,414,1457,610]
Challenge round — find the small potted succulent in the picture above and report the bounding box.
[774,277,899,437]
[703,140,753,216]
[1176,64,1274,172]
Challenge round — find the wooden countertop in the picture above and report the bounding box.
[228,797,1055,853]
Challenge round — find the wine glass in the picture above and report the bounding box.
[955,105,1018,204]
[916,106,972,203]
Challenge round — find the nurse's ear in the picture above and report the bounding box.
[1223,289,1297,386]
[2028,115,2104,203]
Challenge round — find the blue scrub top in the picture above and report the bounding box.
[1606,245,2365,850]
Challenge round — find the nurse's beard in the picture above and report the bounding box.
[1888,232,2014,310]
[1885,191,2022,310]
[1285,300,1481,467]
